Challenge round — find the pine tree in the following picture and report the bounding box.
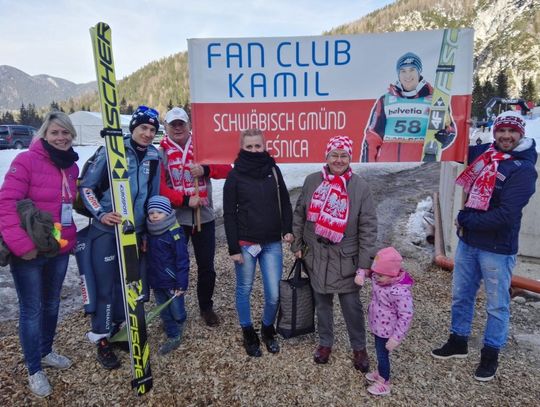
[2,111,15,124]
[19,104,29,125]
[119,97,129,114]
[495,71,509,98]
[471,75,484,119]
[27,104,42,128]
[520,77,537,104]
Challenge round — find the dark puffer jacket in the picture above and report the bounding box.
[223,150,293,255]
[146,213,189,291]
[457,138,538,255]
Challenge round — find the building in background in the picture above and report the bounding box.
[69,111,164,145]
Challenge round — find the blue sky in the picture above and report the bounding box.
[0,0,394,83]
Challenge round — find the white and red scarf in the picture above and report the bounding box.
[307,166,352,243]
[456,146,512,211]
[160,135,208,205]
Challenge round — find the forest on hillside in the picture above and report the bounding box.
[1,0,539,126]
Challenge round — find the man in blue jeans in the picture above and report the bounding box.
[431,112,537,381]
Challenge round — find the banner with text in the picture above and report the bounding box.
[188,28,474,163]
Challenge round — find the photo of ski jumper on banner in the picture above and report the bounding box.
[361,51,456,162]
[188,28,473,164]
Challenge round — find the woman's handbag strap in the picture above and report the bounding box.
[286,258,304,281]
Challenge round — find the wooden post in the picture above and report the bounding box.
[194,177,201,232]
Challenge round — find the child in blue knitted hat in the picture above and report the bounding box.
[146,195,189,355]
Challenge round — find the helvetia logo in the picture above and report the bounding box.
[388,106,423,115]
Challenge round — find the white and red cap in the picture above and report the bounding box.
[325,135,353,158]
[493,112,526,137]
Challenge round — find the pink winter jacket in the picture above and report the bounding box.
[0,139,79,257]
[367,270,414,343]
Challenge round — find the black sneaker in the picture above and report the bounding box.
[96,338,121,370]
[474,346,499,382]
[242,326,262,357]
[111,340,130,353]
[431,334,468,359]
[260,324,280,354]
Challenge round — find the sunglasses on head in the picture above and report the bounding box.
[136,105,159,119]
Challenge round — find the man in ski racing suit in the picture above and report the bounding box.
[78,106,161,369]
[361,52,456,162]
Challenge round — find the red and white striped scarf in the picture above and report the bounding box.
[160,135,208,204]
[307,166,352,243]
[456,146,512,211]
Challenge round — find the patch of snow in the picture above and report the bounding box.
[406,196,433,246]
[47,77,59,88]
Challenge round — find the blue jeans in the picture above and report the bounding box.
[235,241,283,328]
[153,288,187,338]
[451,240,516,349]
[374,335,390,381]
[10,253,70,375]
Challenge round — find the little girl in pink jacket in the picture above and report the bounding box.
[355,246,414,396]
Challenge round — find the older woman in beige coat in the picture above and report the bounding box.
[292,135,377,372]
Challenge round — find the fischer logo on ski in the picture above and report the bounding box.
[90,22,153,395]
[422,28,459,162]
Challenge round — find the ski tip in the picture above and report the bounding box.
[91,22,110,30]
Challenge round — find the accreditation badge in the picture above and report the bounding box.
[61,203,73,226]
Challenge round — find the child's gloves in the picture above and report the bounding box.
[385,338,400,352]
[354,268,369,286]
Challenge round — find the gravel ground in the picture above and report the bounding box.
[1,163,539,406]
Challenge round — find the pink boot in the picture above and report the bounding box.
[365,371,381,382]
[367,378,391,396]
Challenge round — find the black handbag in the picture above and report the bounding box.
[277,258,315,339]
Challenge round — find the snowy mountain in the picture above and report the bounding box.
[328,0,540,96]
[0,65,96,110]
[73,0,540,113]
[2,0,538,114]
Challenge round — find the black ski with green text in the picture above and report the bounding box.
[90,22,152,396]
[422,28,459,162]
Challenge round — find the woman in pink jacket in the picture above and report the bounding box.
[0,111,79,398]
[355,246,414,396]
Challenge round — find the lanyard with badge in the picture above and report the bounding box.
[60,170,73,226]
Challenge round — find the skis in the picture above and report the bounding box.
[421,28,459,162]
[89,22,152,395]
